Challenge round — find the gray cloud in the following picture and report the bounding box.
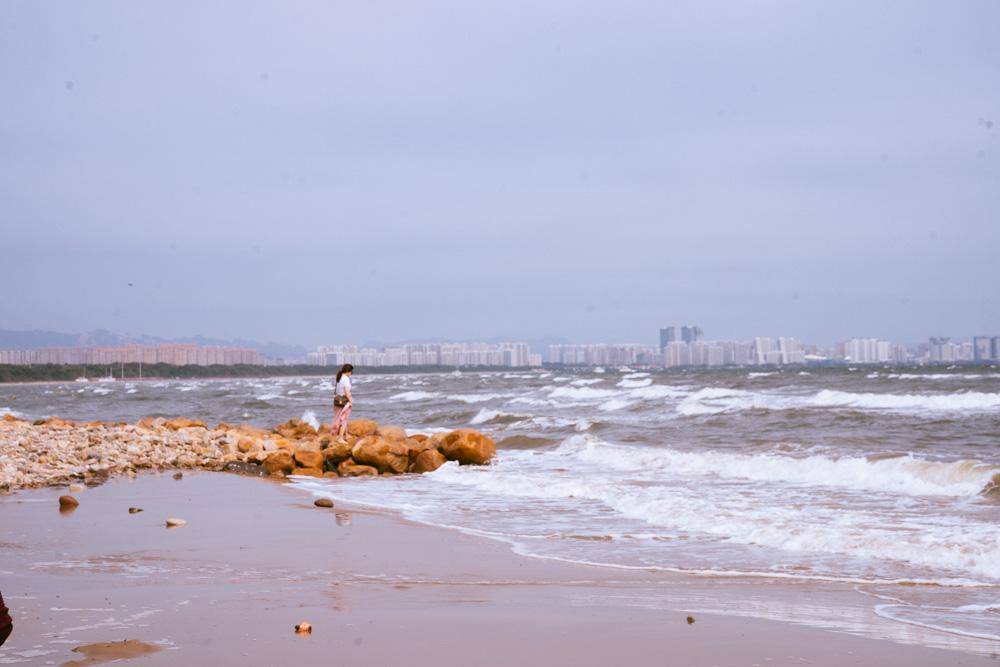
[2,1,998,346]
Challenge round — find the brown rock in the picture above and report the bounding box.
[172,471,184,480]
[237,437,262,454]
[322,441,354,467]
[2,413,18,422]
[404,438,437,464]
[295,621,312,635]
[351,436,410,474]
[274,418,318,440]
[410,448,447,473]
[439,429,496,465]
[292,467,324,478]
[346,419,378,437]
[314,498,334,508]
[165,418,206,430]
[322,471,339,478]
[166,517,187,527]
[337,460,378,477]
[274,438,295,450]
[262,450,295,476]
[409,433,429,443]
[375,424,407,441]
[128,507,143,514]
[58,495,79,509]
[294,450,324,469]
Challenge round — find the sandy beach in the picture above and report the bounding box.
[0,471,993,666]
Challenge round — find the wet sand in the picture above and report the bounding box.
[0,473,994,666]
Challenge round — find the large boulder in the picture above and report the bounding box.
[292,467,324,478]
[439,429,496,465]
[404,438,437,465]
[294,450,324,469]
[237,438,262,454]
[262,450,294,476]
[322,441,354,468]
[375,424,407,441]
[351,436,410,474]
[274,418,317,440]
[410,449,446,473]
[347,419,378,437]
[337,460,379,477]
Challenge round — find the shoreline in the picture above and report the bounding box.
[2,472,996,666]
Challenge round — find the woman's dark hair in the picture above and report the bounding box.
[336,363,354,383]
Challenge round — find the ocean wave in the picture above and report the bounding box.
[560,436,998,497]
[548,386,619,400]
[598,399,633,412]
[570,379,603,386]
[470,408,530,425]
[617,378,653,388]
[677,387,1000,415]
[255,393,281,401]
[808,389,1000,411]
[446,393,513,404]
[886,373,989,381]
[431,439,1000,579]
[301,410,320,430]
[390,391,439,402]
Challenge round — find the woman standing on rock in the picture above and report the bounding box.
[332,363,354,444]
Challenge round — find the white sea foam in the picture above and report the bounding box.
[617,378,653,388]
[747,372,777,378]
[676,387,1000,415]
[570,379,603,386]
[549,386,619,400]
[598,399,633,412]
[255,393,281,401]
[808,389,1000,411]
[561,436,998,497]
[301,411,320,430]
[887,373,988,381]
[446,393,513,404]
[389,391,438,402]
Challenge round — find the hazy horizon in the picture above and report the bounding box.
[3,1,998,347]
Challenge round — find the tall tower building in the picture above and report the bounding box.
[681,325,703,344]
[659,327,676,351]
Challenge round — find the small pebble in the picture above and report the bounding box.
[165,517,187,527]
[128,507,143,514]
[686,615,695,625]
[68,484,85,493]
[314,498,334,508]
[58,495,79,509]
[172,472,184,480]
[295,621,312,635]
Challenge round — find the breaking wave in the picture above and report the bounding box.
[390,391,439,402]
[677,387,1000,416]
[560,436,999,497]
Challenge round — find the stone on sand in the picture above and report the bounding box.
[314,498,334,508]
[166,517,187,527]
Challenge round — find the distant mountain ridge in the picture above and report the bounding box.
[0,328,308,360]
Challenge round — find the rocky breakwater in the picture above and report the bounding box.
[0,413,495,492]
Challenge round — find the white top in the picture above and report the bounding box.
[336,375,352,397]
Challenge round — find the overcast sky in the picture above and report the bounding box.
[2,1,998,347]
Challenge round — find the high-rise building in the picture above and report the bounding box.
[658,327,676,351]
[973,336,994,362]
[681,325,703,344]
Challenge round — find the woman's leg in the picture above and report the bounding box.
[337,404,352,438]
